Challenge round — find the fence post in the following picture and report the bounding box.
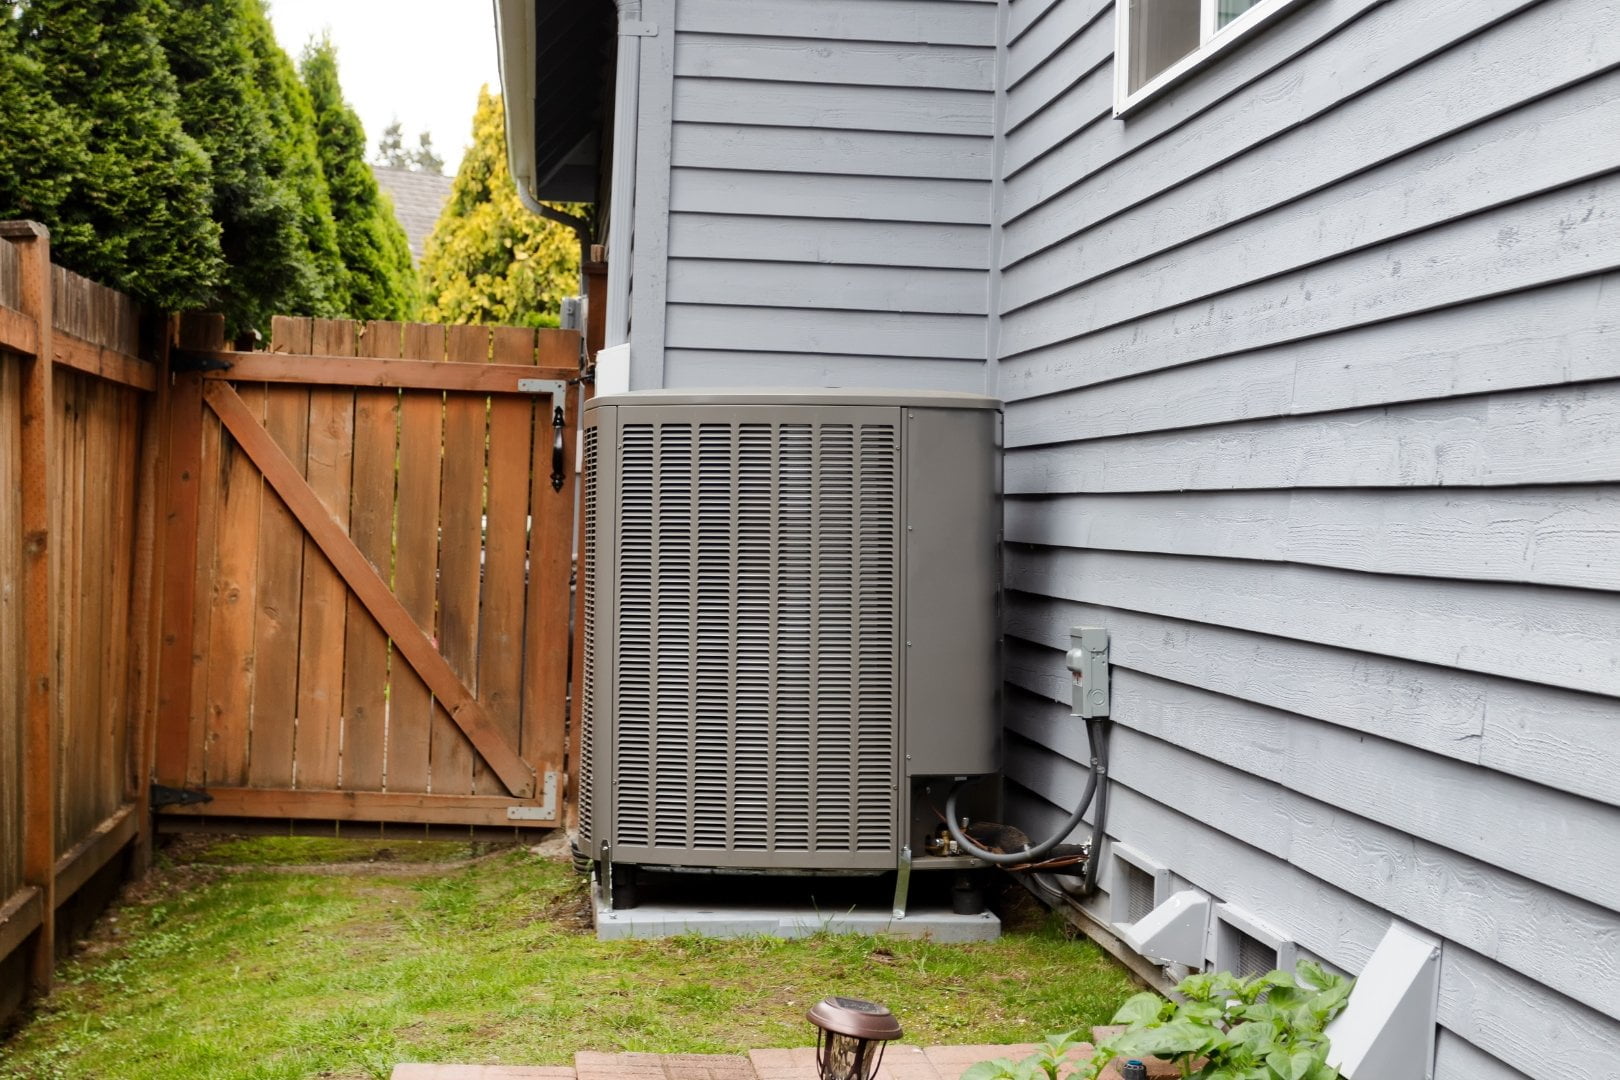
[127,312,174,873]
[4,221,57,992]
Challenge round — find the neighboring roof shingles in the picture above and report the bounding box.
[372,166,455,264]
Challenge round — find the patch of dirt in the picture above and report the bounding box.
[530,885,595,933]
[989,875,1066,935]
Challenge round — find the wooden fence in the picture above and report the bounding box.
[0,222,592,1024]
[0,223,167,1019]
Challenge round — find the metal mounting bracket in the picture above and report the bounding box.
[170,349,234,374]
[892,845,913,919]
[516,378,569,400]
[505,771,559,821]
[150,783,213,809]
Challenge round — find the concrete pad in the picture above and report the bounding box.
[592,884,1000,942]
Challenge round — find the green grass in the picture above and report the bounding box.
[0,837,1138,1080]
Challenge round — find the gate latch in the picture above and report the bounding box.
[515,379,570,492]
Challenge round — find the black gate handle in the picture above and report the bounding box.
[550,405,566,491]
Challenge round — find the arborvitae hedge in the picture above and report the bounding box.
[0,0,415,330]
[240,0,349,319]
[0,7,91,251]
[13,0,225,310]
[301,37,417,322]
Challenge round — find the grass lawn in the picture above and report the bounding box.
[0,836,1139,1080]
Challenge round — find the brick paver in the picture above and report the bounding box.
[575,1052,758,1080]
[393,1035,1129,1080]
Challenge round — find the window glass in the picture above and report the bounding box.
[1217,0,1263,27]
[1128,0,1201,92]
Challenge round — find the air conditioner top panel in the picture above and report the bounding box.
[585,388,1002,412]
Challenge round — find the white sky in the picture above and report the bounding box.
[268,0,502,175]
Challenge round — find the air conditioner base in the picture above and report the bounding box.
[590,876,1001,943]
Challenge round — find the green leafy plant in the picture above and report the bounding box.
[962,1029,1090,1080]
[965,961,1353,1080]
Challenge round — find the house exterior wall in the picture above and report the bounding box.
[606,0,1620,1073]
[993,0,1620,1076]
[625,0,1001,392]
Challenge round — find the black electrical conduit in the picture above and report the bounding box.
[944,717,1112,897]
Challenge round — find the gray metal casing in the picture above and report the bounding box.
[581,390,1002,871]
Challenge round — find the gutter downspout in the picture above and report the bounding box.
[603,0,643,350]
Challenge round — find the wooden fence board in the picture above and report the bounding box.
[247,316,313,788]
[434,325,488,797]
[391,323,446,794]
[154,365,205,785]
[523,331,579,793]
[477,326,537,795]
[293,319,355,789]
[202,370,262,789]
[341,321,402,791]
[0,357,23,903]
[17,226,58,989]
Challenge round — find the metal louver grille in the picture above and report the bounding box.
[578,424,598,848]
[1122,861,1156,924]
[610,415,900,867]
[1235,930,1279,979]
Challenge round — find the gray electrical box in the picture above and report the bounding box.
[559,295,585,331]
[1067,626,1110,718]
[580,389,1003,873]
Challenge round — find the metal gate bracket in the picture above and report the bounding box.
[506,771,559,821]
[516,378,569,400]
[151,783,213,809]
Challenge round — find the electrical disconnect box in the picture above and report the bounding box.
[559,295,584,331]
[1067,626,1110,718]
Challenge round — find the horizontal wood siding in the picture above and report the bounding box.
[995,0,1620,1076]
[659,0,999,388]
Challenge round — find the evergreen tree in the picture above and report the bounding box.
[419,88,583,328]
[240,0,348,316]
[412,131,445,175]
[376,120,409,169]
[161,0,315,333]
[301,37,417,320]
[13,0,224,309]
[0,6,91,250]
[377,120,445,174]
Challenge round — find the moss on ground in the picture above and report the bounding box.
[0,837,1137,1080]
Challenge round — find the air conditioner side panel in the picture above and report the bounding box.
[582,405,619,856]
[903,406,1002,777]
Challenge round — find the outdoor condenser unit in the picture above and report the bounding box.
[579,390,1002,897]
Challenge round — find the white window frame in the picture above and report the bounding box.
[1114,0,1308,117]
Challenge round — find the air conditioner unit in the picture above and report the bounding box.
[580,390,1002,904]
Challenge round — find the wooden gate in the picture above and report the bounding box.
[152,315,582,833]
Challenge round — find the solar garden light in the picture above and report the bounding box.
[807,996,903,1080]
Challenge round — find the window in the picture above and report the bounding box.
[1115,0,1305,115]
